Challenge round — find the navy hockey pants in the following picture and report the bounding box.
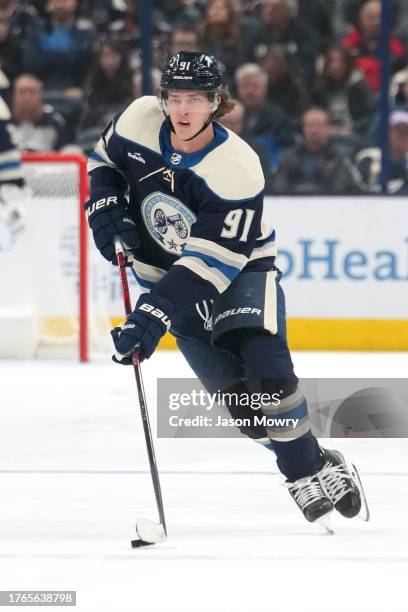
[171,276,323,482]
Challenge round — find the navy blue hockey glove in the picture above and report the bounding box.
[85,188,139,264]
[111,294,173,364]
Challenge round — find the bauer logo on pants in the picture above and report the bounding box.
[141,191,196,256]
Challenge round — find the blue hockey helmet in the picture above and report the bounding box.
[159,52,224,141]
[160,52,223,95]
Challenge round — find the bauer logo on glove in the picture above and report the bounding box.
[111,293,173,364]
[84,187,140,264]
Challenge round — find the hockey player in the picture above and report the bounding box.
[86,52,367,528]
[0,95,25,253]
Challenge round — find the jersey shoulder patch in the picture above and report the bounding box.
[115,96,163,155]
[192,128,265,201]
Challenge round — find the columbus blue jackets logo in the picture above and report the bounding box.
[141,191,196,255]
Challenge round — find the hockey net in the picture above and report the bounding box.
[0,153,131,361]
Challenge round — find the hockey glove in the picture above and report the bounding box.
[85,187,139,263]
[111,294,173,364]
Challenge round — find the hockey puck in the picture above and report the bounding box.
[131,539,154,548]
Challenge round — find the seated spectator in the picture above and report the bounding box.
[22,0,94,96]
[76,0,124,35]
[83,39,134,129]
[0,0,40,46]
[10,74,71,151]
[341,0,406,92]
[155,0,202,30]
[168,24,199,57]
[235,63,295,170]
[198,0,255,80]
[355,110,408,193]
[333,0,408,45]
[297,0,333,52]
[251,0,320,85]
[108,0,141,70]
[218,99,274,193]
[0,10,22,83]
[313,45,377,135]
[109,0,173,70]
[257,44,311,119]
[391,67,408,107]
[271,107,361,194]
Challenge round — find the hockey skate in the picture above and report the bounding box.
[286,474,334,532]
[318,449,370,521]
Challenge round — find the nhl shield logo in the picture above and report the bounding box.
[141,191,196,255]
[170,152,182,165]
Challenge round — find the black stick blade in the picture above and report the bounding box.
[131,539,155,548]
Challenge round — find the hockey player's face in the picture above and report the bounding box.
[166,91,213,139]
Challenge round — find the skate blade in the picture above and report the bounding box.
[316,513,335,535]
[351,463,370,522]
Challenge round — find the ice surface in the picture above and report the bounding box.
[0,351,407,611]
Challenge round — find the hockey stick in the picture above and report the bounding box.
[114,236,167,548]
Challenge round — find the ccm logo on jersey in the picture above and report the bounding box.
[86,196,118,219]
[214,307,262,326]
[139,303,171,330]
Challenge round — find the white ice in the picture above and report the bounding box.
[0,351,407,612]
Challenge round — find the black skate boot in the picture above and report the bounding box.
[318,449,362,519]
[286,473,333,523]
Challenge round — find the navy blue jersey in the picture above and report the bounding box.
[0,97,23,187]
[88,96,277,313]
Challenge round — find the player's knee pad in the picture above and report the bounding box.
[211,270,285,356]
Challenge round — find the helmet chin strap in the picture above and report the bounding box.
[164,109,217,143]
[181,111,216,142]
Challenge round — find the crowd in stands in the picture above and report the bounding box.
[1,0,408,195]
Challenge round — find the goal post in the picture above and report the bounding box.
[22,152,89,361]
[0,152,171,361]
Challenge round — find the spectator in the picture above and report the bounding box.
[391,68,408,108]
[257,44,311,119]
[22,0,94,96]
[10,74,71,151]
[313,45,377,135]
[0,0,40,47]
[108,0,141,70]
[155,0,202,30]
[235,63,295,170]
[169,24,199,57]
[332,0,408,44]
[0,10,22,83]
[83,39,134,129]
[251,0,320,85]
[77,0,124,34]
[297,0,333,52]
[341,0,406,92]
[108,0,178,71]
[218,99,274,192]
[271,107,361,194]
[355,110,408,194]
[198,0,255,79]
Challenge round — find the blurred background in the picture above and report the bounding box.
[0,0,407,359]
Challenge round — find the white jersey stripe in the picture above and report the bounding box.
[174,256,230,293]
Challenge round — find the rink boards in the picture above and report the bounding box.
[162,196,408,351]
[1,195,407,353]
